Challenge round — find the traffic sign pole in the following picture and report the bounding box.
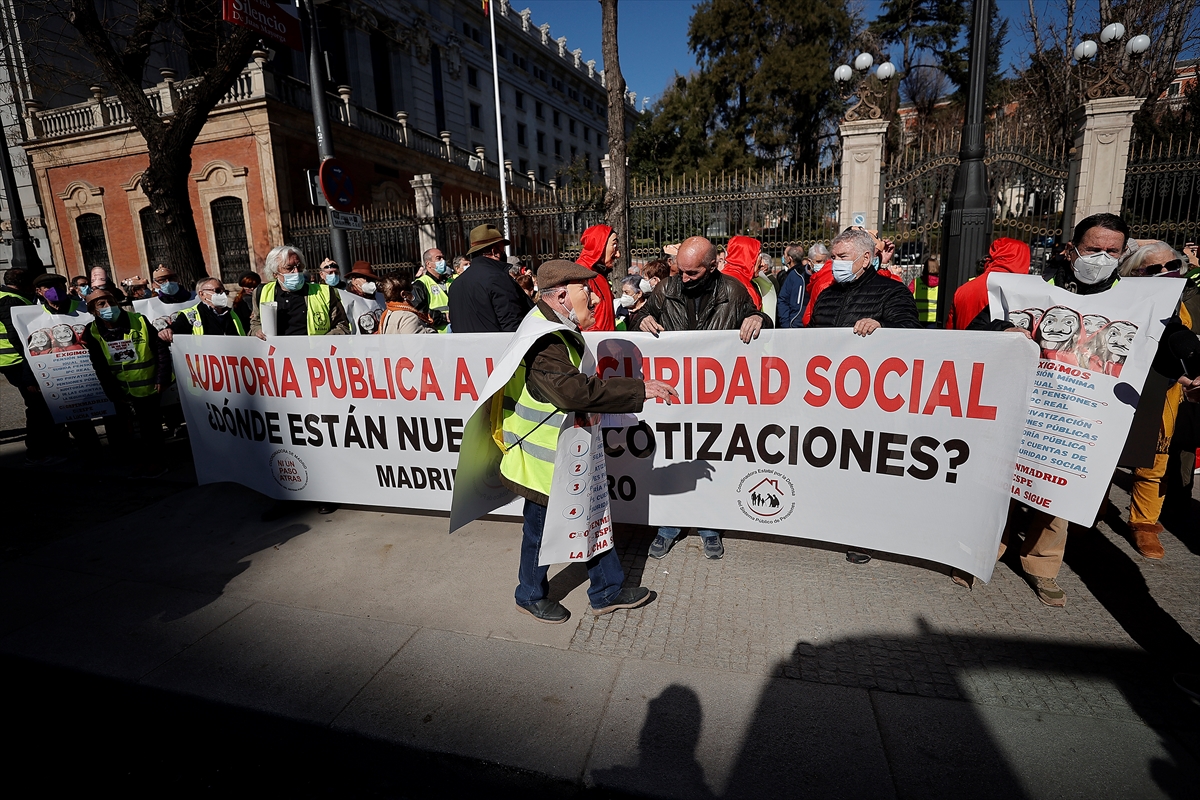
[299,0,352,277]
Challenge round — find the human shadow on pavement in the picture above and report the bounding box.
[591,684,716,799]
[714,626,1199,800]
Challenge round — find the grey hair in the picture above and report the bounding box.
[1119,240,1182,277]
[830,229,875,261]
[422,248,441,266]
[808,242,831,261]
[784,244,805,264]
[621,274,642,293]
[195,276,222,293]
[265,245,307,277]
[454,255,470,268]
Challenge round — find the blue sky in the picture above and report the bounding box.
[519,0,1057,108]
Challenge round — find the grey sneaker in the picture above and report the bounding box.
[648,533,675,559]
[702,536,724,560]
[1031,576,1066,607]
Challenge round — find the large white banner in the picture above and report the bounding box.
[11,305,114,423]
[170,328,1039,580]
[988,274,1183,524]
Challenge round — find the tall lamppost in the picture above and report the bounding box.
[1073,23,1152,99]
[937,0,992,327]
[833,52,897,122]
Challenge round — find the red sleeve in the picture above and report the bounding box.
[585,272,615,332]
[802,269,833,325]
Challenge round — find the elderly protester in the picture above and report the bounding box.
[377,275,436,334]
[776,243,810,329]
[250,245,350,339]
[633,235,772,561]
[448,224,532,333]
[163,277,247,340]
[809,227,920,336]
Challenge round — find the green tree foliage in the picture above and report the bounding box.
[628,0,855,178]
[942,0,1009,108]
[868,0,964,80]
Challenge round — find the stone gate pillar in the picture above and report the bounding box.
[409,173,442,254]
[1061,96,1143,240]
[838,120,889,233]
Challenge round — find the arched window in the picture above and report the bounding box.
[139,206,169,270]
[210,196,250,282]
[76,213,110,271]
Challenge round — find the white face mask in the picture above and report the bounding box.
[1072,248,1120,285]
[618,294,637,308]
[831,259,857,283]
[360,281,377,295]
[208,291,232,309]
[639,279,653,295]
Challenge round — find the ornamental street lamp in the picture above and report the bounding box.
[834,54,897,121]
[1074,23,1153,99]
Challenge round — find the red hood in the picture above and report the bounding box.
[985,237,1031,275]
[576,225,613,271]
[721,236,762,308]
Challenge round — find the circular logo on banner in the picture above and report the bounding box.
[562,504,585,520]
[318,159,356,211]
[736,469,796,524]
[269,448,309,492]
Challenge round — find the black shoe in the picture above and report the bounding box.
[516,598,570,624]
[592,587,652,616]
[846,550,872,564]
[316,504,337,515]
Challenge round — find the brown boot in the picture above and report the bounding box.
[1132,523,1165,560]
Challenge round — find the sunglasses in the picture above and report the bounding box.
[1130,258,1182,277]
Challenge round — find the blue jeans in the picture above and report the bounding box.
[658,526,722,541]
[517,498,626,609]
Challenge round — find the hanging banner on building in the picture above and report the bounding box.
[11,305,114,423]
[171,327,1040,580]
[222,0,303,52]
[337,288,384,334]
[988,273,1184,525]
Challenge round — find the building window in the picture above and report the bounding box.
[551,76,564,92]
[467,66,478,88]
[538,165,547,182]
[584,97,593,110]
[553,110,561,127]
[517,123,527,146]
[569,119,576,135]
[554,138,562,157]
[585,153,591,170]
[139,206,169,268]
[211,197,250,283]
[537,130,545,153]
[535,100,544,119]
[570,145,577,160]
[584,126,590,142]
[75,213,110,270]
[568,85,580,101]
[518,158,528,173]
[470,103,482,128]
[462,23,481,44]
[515,90,524,109]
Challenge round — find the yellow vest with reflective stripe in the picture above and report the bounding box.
[416,274,452,332]
[0,289,31,367]
[497,309,582,497]
[259,281,332,335]
[88,311,157,398]
[179,303,246,336]
[914,278,938,323]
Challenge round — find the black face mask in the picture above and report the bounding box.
[681,268,716,296]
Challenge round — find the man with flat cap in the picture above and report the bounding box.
[497,259,680,623]
[447,224,532,332]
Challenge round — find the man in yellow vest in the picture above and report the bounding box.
[413,247,453,331]
[161,277,247,340]
[83,288,169,478]
[501,260,679,623]
[910,255,940,327]
[250,245,350,338]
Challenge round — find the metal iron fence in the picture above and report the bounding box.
[282,165,842,272]
[881,121,1070,280]
[1123,135,1200,248]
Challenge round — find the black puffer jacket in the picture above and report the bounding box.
[631,271,771,332]
[810,267,921,329]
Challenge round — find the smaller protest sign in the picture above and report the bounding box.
[11,305,113,423]
[338,289,384,334]
[539,414,614,566]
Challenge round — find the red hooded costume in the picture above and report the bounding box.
[801,264,835,326]
[947,237,1031,330]
[576,224,615,332]
[721,236,763,310]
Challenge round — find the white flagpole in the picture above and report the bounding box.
[487,3,511,255]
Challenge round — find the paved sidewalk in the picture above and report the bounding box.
[1,434,1197,797]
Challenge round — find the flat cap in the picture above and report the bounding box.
[536,259,597,290]
[32,272,68,288]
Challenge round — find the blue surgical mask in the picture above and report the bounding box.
[324,272,339,286]
[78,285,91,296]
[160,281,179,295]
[434,259,447,275]
[281,273,306,291]
[831,259,858,283]
[97,305,121,321]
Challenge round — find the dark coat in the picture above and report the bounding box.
[631,271,771,332]
[775,267,807,328]
[809,267,921,329]
[447,255,532,333]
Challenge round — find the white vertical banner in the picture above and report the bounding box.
[987,274,1184,524]
[540,414,614,566]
